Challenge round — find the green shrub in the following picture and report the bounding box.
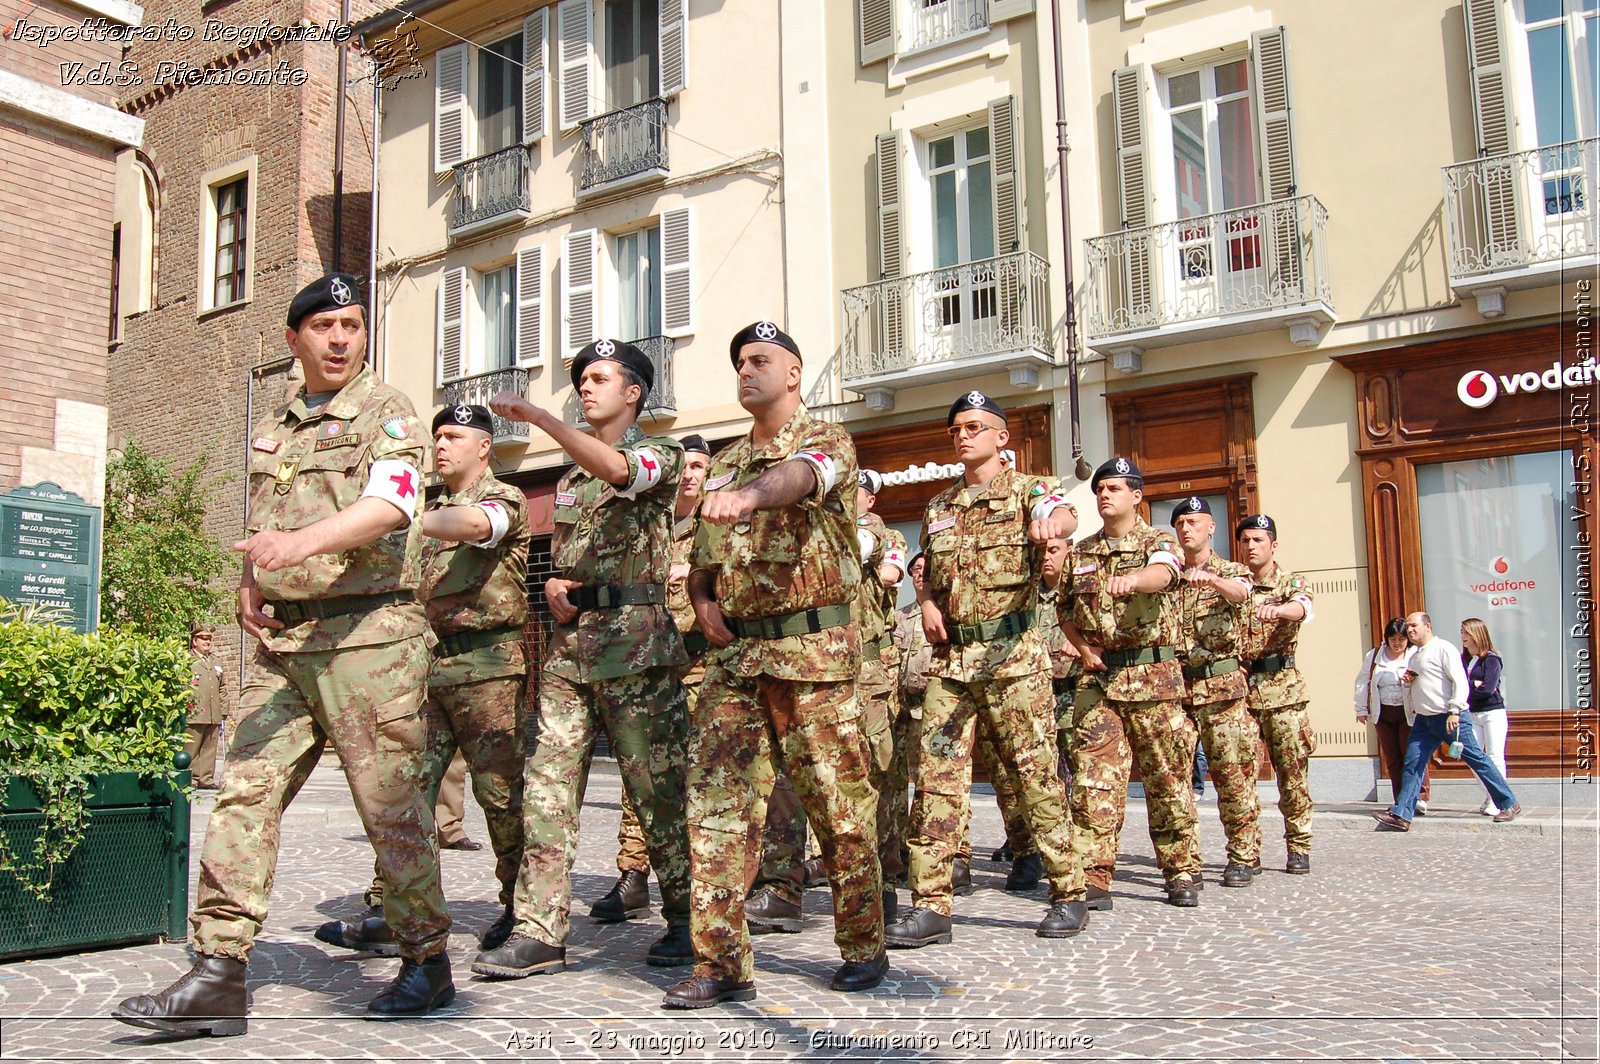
[0,599,190,898]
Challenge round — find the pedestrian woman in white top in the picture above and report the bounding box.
[1353,618,1430,809]
[1460,617,1509,815]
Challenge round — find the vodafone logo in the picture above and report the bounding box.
[1491,555,1509,575]
[1457,370,1498,409]
[1457,359,1597,409]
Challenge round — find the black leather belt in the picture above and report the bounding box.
[726,603,852,640]
[1182,656,1241,682]
[947,610,1034,646]
[433,624,523,659]
[569,584,665,610]
[1101,645,1177,669]
[267,590,414,624]
[1250,653,1296,675]
[682,631,709,656]
[1052,676,1078,696]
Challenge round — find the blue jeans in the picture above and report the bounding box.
[1390,711,1517,821]
[1192,740,1209,792]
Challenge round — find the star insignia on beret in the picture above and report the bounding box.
[966,390,986,406]
[1190,496,1202,510]
[595,338,616,357]
[452,405,474,424]
[754,321,779,340]
[1256,515,1271,528]
[1114,457,1131,474]
[330,278,354,305]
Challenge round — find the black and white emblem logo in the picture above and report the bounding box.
[595,338,616,357]
[330,278,354,305]
[452,405,474,425]
[754,321,779,341]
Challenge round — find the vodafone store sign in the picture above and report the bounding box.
[1470,555,1537,609]
[1457,359,1597,409]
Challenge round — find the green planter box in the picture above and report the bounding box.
[0,772,190,961]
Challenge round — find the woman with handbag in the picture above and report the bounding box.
[1460,617,1509,815]
[1354,617,1431,810]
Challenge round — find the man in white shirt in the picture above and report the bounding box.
[1371,613,1520,830]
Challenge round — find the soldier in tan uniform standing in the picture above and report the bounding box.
[1059,458,1202,908]
[665,321,885,1008]
[1235,514,1316,875]
[185,624,226,789]
[888,391,1085,949]
[1169,497,1260,887]
[114,274,453,1037]
[315,403,530,954]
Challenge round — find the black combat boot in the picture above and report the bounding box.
[314,912,400,957]
[830,951,889,992]
[884,907,953,948]
[801,857,829,888]
[647,923,695,967]
[1035,901,1089,938]
[589,870,650,923]
[1165,877,1200,907]
[112,954,248,1037]
[1004,853,1044,892]
[364,953,454,1019]
[1286,852,1311,874]
[1222,862,1255,887]
[479,903,516,950]
[745,888,803,934]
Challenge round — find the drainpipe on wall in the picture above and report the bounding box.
[1050,0,1092,481]
[332,0,351,271]
[368,72,382,376]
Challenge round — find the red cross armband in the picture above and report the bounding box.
[1029,493,1069,522]
[619,447,667,499]
[791,449,838,495]
[363,459,421,520]
[470,499,511,548]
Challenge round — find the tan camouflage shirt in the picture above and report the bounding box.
[855,512,907,650]
[422,467,530,687]
[1174,551,1252,706]
[1039,584,1076,682]
[1062,517,1183,702]
[691,405,861,682]
[666,508,707,686]
[920,468,1064,681]
[893,604,932,715]
[1239,563,1315,709]
[545,425,686,682]
[246,364,428,653]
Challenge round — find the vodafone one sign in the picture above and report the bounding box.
[1457,359,1597,409]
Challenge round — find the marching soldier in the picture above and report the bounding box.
[589,433,713,924]
[1059,458,1203,908]
[888,390,1085,949]
[473,340,692,976]
[184,624,226,789]
[315,403,530,954]
[666,321,885,1007]
[114,273,452,1036]
[1169,498,1260,887]
[1236,514,1316,875]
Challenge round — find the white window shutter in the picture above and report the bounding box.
[660,207,693,337]
[1111,64,1149,229]
[859,0,894,65]
[562,229,599,361]
[1250,27,1297,201]
[557,0,593,131]
[434,44,469,173]
[516,245,545,367]
[987,95,1020,254]
[659,0,688,98]
[523,10,549,143]
[989,0,1034,21]
[436,266,467,385]
[1463,0,1513,156]
[874,130,905,279]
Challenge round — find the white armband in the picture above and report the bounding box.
[1148,549,1182,572]
[618,447,667,499]
[1291,594,1315,624]
[470,499,511,549]
[362,459,421,520]
[882,545,906,582]
[1030,494,1068,522]
[858,527,877,563]
[791,449,838,495]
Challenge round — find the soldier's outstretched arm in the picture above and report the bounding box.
[489,391,631,485]
[234,496,408,573]
[422,505,492,544]
[699,460,818,524]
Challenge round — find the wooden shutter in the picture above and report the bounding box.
[516,245,544,367]
[1251,27,1297,201]
[557,0,592,131]
[1464,0,1514,156]
[859,0,894,65]
[522,10,549,143]
[562,229,599,360]
[436,266,467,384]
[988,96,1021,253]
[434,44,469,173]
[989,0,1034,21]
[1111,64,1152,314]
[874,130,905,360]
[660,207,693,337]
[659,0,688,98]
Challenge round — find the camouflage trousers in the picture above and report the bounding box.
[614,678,699,876]
[192,637,448,961]
[515,667,690,946]
[1187,698,1261,866]
[687,667,882,982]
[1251,700,1315,856]
[365,675,527,908]
[982,681,1075,859]
[1069,687,1201,889]
[910,671,1083,915]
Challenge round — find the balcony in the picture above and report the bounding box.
[907,0,988,52]
[578,99,668,197]
[840,251,1054,411]
[1443,137,1599,317]
[1083,195,1335,369]
[443,367,531,445]
[448,146,531,240]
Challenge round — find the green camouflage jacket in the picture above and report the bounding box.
[423,467,530,686]
[1240,563,1315,709]
[1175,551,1252,706]
[1062,516,1183,702]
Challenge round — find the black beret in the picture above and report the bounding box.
[572,338,654,396]
[947,389,1007,425]
[1090,456,1143,491]
[859,469,883,494]
[729,320,801,365]
[432,404,494,436]
[287,272,364,330]
[1169,496,1212,521]
[680,433,710,456]
[1236,513,1278,540]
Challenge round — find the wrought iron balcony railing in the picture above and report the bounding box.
[442,367,531,444]
[841,251,1053,394]
[630,335,677,419]
[449,145,532,238]
[1443,137,1598,288]
[909,0,988,51]
[1083,195,1333,344]
[579,99,668,194]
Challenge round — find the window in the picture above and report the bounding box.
[477,262,518,372]
[1518,0,1598,219]
[605,0,659,110]
[908,0,988,52]
[1163,59,1260,281]
[435,16,548,173]
[926,126,997,329]
[108,224,120,343]
[477,32,524,156]
[212,176,247,307]
[613,225,661,340]
[197,158,255,315]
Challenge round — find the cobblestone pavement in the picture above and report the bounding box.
[1,763,1595,1062]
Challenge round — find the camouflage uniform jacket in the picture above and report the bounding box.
[422,466,531,687]
[545,425,687,682]
[691,405,861,682]
[666,507,708,685]
[1039,584,1076,682]
[1174,551,1252,706]
[246,364,428,653]
[1062,517,1183,702]
[894,604,932,710]
[920,468,1067,682]
[856,512,908,650]
[1239,564,1315,709]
